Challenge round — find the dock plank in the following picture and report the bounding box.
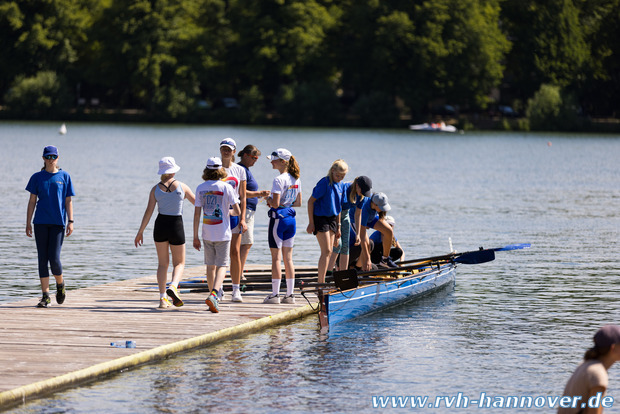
[0,265,318,400]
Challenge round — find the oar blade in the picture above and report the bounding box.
[494,243,531,251]
[454,249,495,264]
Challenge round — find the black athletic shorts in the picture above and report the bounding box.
[153,214,185,245]
[313,214,339,235]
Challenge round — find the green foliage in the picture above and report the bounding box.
[239,86,266,124]
[4,71,70,116]
[0,0,616,123]
[275,81,341,126]
[526,84,580,131]
[350,92,400,127]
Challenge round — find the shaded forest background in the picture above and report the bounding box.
[1,0,618,131]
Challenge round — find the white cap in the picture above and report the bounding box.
[206,157,222,170]
[267,148,292,161]
[384,215,395,227]
[220,138,236,150]
[158,157,180,174]
[371,192,391,212]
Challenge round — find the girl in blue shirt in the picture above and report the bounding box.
[358,192,397,270]
[26,146,75,308]
[306,159,348,283]
[327,175,373,272]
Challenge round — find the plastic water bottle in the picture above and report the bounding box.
[110,340,136,348]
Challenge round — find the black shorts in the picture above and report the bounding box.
[313,214,339,235]
[153,214,185,245]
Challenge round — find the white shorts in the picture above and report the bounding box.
[203,240,230,267]
[240,209,255,245]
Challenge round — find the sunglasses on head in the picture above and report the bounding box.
[44,155,58,160]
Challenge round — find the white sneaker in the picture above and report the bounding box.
[281,294,295,304]
[231,289,243,302]
[217,288,224,302]
[263,294,280,304]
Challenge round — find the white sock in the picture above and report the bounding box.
[160,293,166,299]
[271,279,280,296]
[286,278,295,296]
[170,281,178,289]
[232,284,240,292]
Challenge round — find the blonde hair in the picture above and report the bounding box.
[287,155,300,179]
[160,173,175,182]
[327,159,349,185]
[202,167,227,181]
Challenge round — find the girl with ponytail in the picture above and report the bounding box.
[264,148,302,304]
[559,325,620,413]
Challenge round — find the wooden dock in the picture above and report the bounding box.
[0,265,318,409]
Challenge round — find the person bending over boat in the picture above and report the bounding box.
[358,192,397,270]
[328,175,373,272]
[559,325,620,414]
[193,157,241,313]
[135,157,196,309]
[264,148,302,304]
[26,145,75,308]
[237,145,271,283]
[369,215,405,265]
[307,159,348,283]
[219,138,247,303]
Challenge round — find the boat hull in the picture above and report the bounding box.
[321,262,456,329]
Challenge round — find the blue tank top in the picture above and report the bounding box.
[155,182,185,216]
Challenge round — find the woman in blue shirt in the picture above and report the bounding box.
[306,159,348,283]
[237,145,270,282]
[26,146,75,308]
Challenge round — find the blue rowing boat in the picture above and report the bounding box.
[316,262,456,332]
[307,243,530,332]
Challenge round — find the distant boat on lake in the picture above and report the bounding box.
[59,123,67,135]
[409,122,457,133]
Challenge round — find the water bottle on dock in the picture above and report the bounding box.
[110,340,136,348]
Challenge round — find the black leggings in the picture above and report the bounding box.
[34,224,64,278]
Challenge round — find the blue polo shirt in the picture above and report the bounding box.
[239,163,259,211]
[26,170,75,226]
[311,176,345,217]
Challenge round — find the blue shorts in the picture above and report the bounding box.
[268,207,297,249]
[230,215,241,234]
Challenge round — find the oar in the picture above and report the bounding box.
[399,243,530,266]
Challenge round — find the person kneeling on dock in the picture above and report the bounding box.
[358,192,397,270]
[193,157,241,313]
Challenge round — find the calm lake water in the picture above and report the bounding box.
[1,122,619,413]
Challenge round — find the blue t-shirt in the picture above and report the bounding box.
[239,163,258,211]
[311,176,345,217]
[358,197,378,228]
[341,182,355,210]
[369,230,397,244]
[26,170,75,226]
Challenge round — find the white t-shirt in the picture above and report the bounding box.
[270,172,301,208]
[223,163,247,196]
[195,180,240,241]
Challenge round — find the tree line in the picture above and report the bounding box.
[1,0,618,130]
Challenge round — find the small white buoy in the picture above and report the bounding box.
[59,123,67,135]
